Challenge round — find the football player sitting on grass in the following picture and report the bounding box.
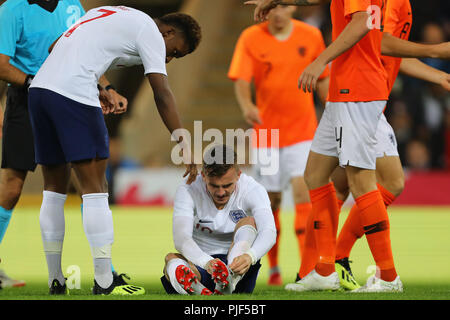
[161,144,277,295]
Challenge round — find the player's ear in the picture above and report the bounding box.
[161,26,176,40]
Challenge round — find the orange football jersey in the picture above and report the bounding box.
[382,0,413,93]
[328,0,389,102]
[228,20,330,148]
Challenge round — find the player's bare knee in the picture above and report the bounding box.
[334,183,350,202]
[380,177,405,198]
[0,178,25,208]
[235,216,257,233]
[304,168,325,190]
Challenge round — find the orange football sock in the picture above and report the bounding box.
[298,210,318,278]
[335,203,364,261]
[310,183,340,276]
[335,184,396,261]
[267,208,281,269]
[294,202,312,258]
[355,190,397,282]
[377,183,396,207]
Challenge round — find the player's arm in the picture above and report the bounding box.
[381,33,450,60]
[0,84,3,139]
[172,186,218,270]
[245,0,322,22]
[0,5,31,87]
[299,11,370,92]
[399,58,450,91]
[147,73,197,183]
[229,184,277,275]
[0,54,28,87]
[234,79,262,126]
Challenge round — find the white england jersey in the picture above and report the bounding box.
[30,6,167,107]
[172,173,276,268]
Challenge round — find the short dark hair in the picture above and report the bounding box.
[159,13,202,54]
[202,145,238,177]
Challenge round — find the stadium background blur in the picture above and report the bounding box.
[0,0,449,207]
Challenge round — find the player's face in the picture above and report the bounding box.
[162,30,190,63]
[268,5,296,29]
[203,167,241,207]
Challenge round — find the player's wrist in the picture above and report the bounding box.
[245,249,257,265]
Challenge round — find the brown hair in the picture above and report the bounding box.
[159,13,202,54]
[202,145,238,177]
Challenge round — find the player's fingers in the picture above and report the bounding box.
[312,77,318,92]
[298,73,305,90]
[187,172,197,185]
[307,76,312,92]
[302,75,309,92]
[232,263,247,275]
[114,102,127,114]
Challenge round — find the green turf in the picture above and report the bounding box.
[1,205,450,300]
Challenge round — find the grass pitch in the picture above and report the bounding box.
[0,204,449,300]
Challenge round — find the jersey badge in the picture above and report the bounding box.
[229,210,247,223]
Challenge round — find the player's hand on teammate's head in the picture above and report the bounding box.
[244,0,279,22]
[184,163,198,185]
[229,254,252,275]
[99,87,116,115]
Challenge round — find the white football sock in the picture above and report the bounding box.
[166,258,190,295]
[227,225,258,288]
[82,193,114,288]
[39,191,67,288]
[93,255,113,289]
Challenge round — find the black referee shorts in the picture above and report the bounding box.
[1,85,37,172]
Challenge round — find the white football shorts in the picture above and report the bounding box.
[251,140,312,192]
[375,112,399,158]
[310,101,386,170]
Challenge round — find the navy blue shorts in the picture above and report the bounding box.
[161,254,262,294]
[28,88,109,166]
